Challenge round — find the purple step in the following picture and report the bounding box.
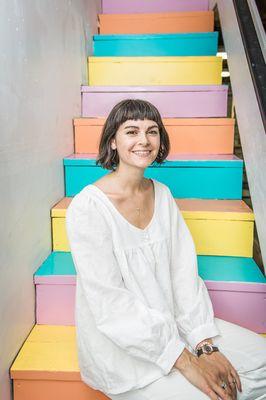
[102,0,209,14]
[81,85,228,118]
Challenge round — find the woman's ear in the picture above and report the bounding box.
[111,139,117,150]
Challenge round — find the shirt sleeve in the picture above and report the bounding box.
[66,190,186,374]
[166,188,220,350]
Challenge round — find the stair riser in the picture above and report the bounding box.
[99,11,214,35]
[13,379,108,400]
[52,215,254,257]
[64,163,243,199]
[74,119,234,155]
[93,33,218,57]
[81,86,228,118]
[102,0,209,14]
[208,286,266,333]
[88,56,222,86]
[35,280,266,332]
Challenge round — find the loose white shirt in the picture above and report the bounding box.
[66,179,220,395]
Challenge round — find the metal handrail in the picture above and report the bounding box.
[247,0,266,63]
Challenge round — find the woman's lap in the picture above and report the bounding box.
[109,318,266,400]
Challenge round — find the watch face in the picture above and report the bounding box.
[203,344,213,354]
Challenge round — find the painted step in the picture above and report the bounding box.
[10,325,266,400]
[74,117,235,155]
[10,324,109,400]
[101,0,209,14]
[64,154,243,199]
[99,11,214,35]
[81,85,228,118]
[34,252,266,332]
[51,197,254,257]
[88,56,223,86]
[93,32,218,57]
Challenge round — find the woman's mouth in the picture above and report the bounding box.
[132,150,152,158]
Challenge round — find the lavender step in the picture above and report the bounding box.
[102,0,209,14]
[34,252,266,332]
[81,85,228,118]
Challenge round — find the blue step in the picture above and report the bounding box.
[63,154,243,199]
[35,252,266,285]
[93,32,218,57]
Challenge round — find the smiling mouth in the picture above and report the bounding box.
[132,150,152,157]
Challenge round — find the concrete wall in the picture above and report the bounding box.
[0,1,101,399]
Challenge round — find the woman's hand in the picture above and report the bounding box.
[198,351,242,398]
[174,348,242,400]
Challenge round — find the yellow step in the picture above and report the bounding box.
[10,325,108,400]
[51,198,254,257]
[88,56,222,86]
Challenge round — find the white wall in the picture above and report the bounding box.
[0,1,101,399]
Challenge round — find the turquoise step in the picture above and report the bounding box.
[35,252,266,331]
[64,154,243,199]
[36,252,265,284]
[93,32,218,57]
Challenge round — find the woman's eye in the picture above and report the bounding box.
[126,131,137,135]
[148,130,159,135]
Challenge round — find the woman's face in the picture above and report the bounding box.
[111,119,161,170]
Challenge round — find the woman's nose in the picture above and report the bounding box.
[138,132,149,145]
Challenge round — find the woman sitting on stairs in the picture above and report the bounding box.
[66,99,266,400]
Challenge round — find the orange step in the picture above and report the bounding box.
[74,117,235,155]
[99,11,214,34]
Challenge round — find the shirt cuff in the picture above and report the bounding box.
[185,322,221,350]
[156,335,186,374]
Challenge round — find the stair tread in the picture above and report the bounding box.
[99,11,213,19]
[10,322,266,380]
[10,325,79,379]
[51,197,254,220]
[73,117,235,126]
[81,84,228,93]
[34,252,266,284]
[88,55,221,61]
[93,32,218,40]
[64,153,243,167]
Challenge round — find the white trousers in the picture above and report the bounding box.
[109,318,266,400]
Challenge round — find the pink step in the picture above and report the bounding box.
[34,253,266,332]
[81,85,228,118]
[102,0,209,14]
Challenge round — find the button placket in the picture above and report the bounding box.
[143,232,149,242]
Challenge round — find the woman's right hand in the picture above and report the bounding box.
[174,348,236,400]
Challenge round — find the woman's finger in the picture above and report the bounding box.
[203,384,228,400]
[228,377,237,399]
[211,380,234,400]
[230,368,242,392]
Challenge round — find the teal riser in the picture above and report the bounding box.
[64,160,243,198]
[93,32,218,56]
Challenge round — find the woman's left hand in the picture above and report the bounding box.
[198,351,242,399]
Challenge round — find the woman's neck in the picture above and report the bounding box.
[111,164,147,195]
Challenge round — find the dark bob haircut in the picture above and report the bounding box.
[96,99,170,170]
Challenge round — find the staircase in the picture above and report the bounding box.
[10,1,266,399]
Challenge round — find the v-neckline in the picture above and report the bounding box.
[89,179,157,232]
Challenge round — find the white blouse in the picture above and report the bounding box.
[66,179,220,396]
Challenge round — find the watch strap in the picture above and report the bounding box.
[196,344,219,357]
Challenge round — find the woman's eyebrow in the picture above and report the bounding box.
[124,125,159,130]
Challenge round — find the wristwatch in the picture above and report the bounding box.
[196,342,219,357]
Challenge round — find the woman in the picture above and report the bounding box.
[66,99,266,400]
